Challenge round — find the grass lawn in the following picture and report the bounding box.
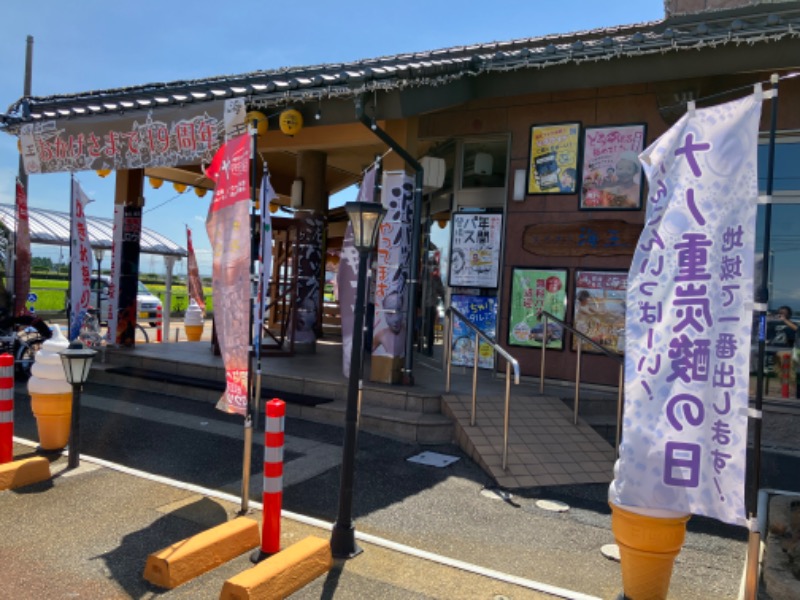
[28,278,213,314]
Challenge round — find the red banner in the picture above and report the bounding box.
[186,226,206,311]
[69,178,94,341]
[205,133,251,415]
[14,179,31,316]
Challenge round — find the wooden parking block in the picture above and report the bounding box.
[0,457,51,490]
[220,536,332,600]
[144,516,260,589]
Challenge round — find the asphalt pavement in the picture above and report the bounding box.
[1,378,788,599]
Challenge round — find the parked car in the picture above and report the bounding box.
[89,276,163,327]
[750,316,799,374]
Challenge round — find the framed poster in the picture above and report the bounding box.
[580,123,647,210]
[572,270,628,354]
[450,294,498,369]
[449,212,503,288]
[508,268,568,350]
[527,122,581,195]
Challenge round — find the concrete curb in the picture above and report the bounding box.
[143,516,260,589]
[0,456,51,490]
[220,536,332,599]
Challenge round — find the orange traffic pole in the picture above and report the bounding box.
[252,398,285,563]
[0,354,15,463]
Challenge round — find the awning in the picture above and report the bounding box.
[0,203,186,257]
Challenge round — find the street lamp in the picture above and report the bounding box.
[59,341,97,470]
[330,201,386,559]
[94,248,105,315]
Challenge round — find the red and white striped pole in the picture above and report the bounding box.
[0,354,15,464]
[779,351,791,399]
[156,305,163,343]
[252,398,285,563]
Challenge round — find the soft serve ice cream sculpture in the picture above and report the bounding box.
[28,325,73,450]
[184,299,204,341]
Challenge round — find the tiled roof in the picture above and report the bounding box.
[3,2,800,130]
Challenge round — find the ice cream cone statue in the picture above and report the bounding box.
[184,300,204,341]
[28,325,72,450]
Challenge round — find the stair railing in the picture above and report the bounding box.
[538,310,624,455]
[444,306,520,470]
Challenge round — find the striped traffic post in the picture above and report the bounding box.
[251,398,285,563]
[0,354,15,464]
[156,305,163,343]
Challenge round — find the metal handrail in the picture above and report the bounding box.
[538,310,625,455]
[444,306,520,470]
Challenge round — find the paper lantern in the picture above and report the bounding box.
[96,169,112,178]
[246,111,269,137]
[194,187,208,198]
[269,203,279,214]
[279,109,303,136]
[149,177,163,189]
[173,182,187,194]
[437,218,448,229]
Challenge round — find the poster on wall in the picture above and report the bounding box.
[449,212,502,288]
[508,268,567,350]
[527,122,581,194]
[572,270,627,354]
[580,123,647,210]
[450,294,497,369]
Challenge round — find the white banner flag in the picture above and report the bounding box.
[613,91,763,526]
[69,177,94,341]
[254,166,275,356]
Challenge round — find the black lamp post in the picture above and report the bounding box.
[94,248,105,313]
[330,200,386,559]
[59,341,97,470]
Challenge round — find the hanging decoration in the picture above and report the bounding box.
[149,177,163,189]
[194,187,208,198]
[96,169,111,178]
[269,203,279,214]
[279,108,303,136]
[173,182,187,194]
[246,110,269,137]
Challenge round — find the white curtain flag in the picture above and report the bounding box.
[69,177,95,341]
[612,90,763,527]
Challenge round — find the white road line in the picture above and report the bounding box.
[11,436,601,600]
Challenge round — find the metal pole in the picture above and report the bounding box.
[470,331,479,426]
[539,315,547,394]
[616,363,624,457]
[239,117,260,515]
[445,312,452,392]
[331,248,369,559]
[67,383,81,469]
[745,73,780,600]
[502,361,511,470]
[574,339,582,425]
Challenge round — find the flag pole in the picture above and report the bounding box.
[238,118,259,515]
[744,73,780,599]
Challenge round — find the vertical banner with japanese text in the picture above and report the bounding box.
[614,92,762,526]
[372,171,412,358]
[106,205,123,344]
[69,178,94,341]
[253,169,275,355]
[205,133,251,416]
[14,179,31,316]
[339,167,376,377]
[186,226,206,311]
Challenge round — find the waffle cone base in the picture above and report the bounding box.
[610,502,690,600]
[29,392,73,450]
[185,325,203,341]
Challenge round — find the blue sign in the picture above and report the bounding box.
[450,295,497,369]
[27,293,38,303]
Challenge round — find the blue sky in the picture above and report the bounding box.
[0,0,665,277]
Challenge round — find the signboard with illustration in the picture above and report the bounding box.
[527,122,581,194]
[508,268,568,349]
[580,123,647,210]
[572,270,627,354]
[450,294,497,369]
[448,212,502,288]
